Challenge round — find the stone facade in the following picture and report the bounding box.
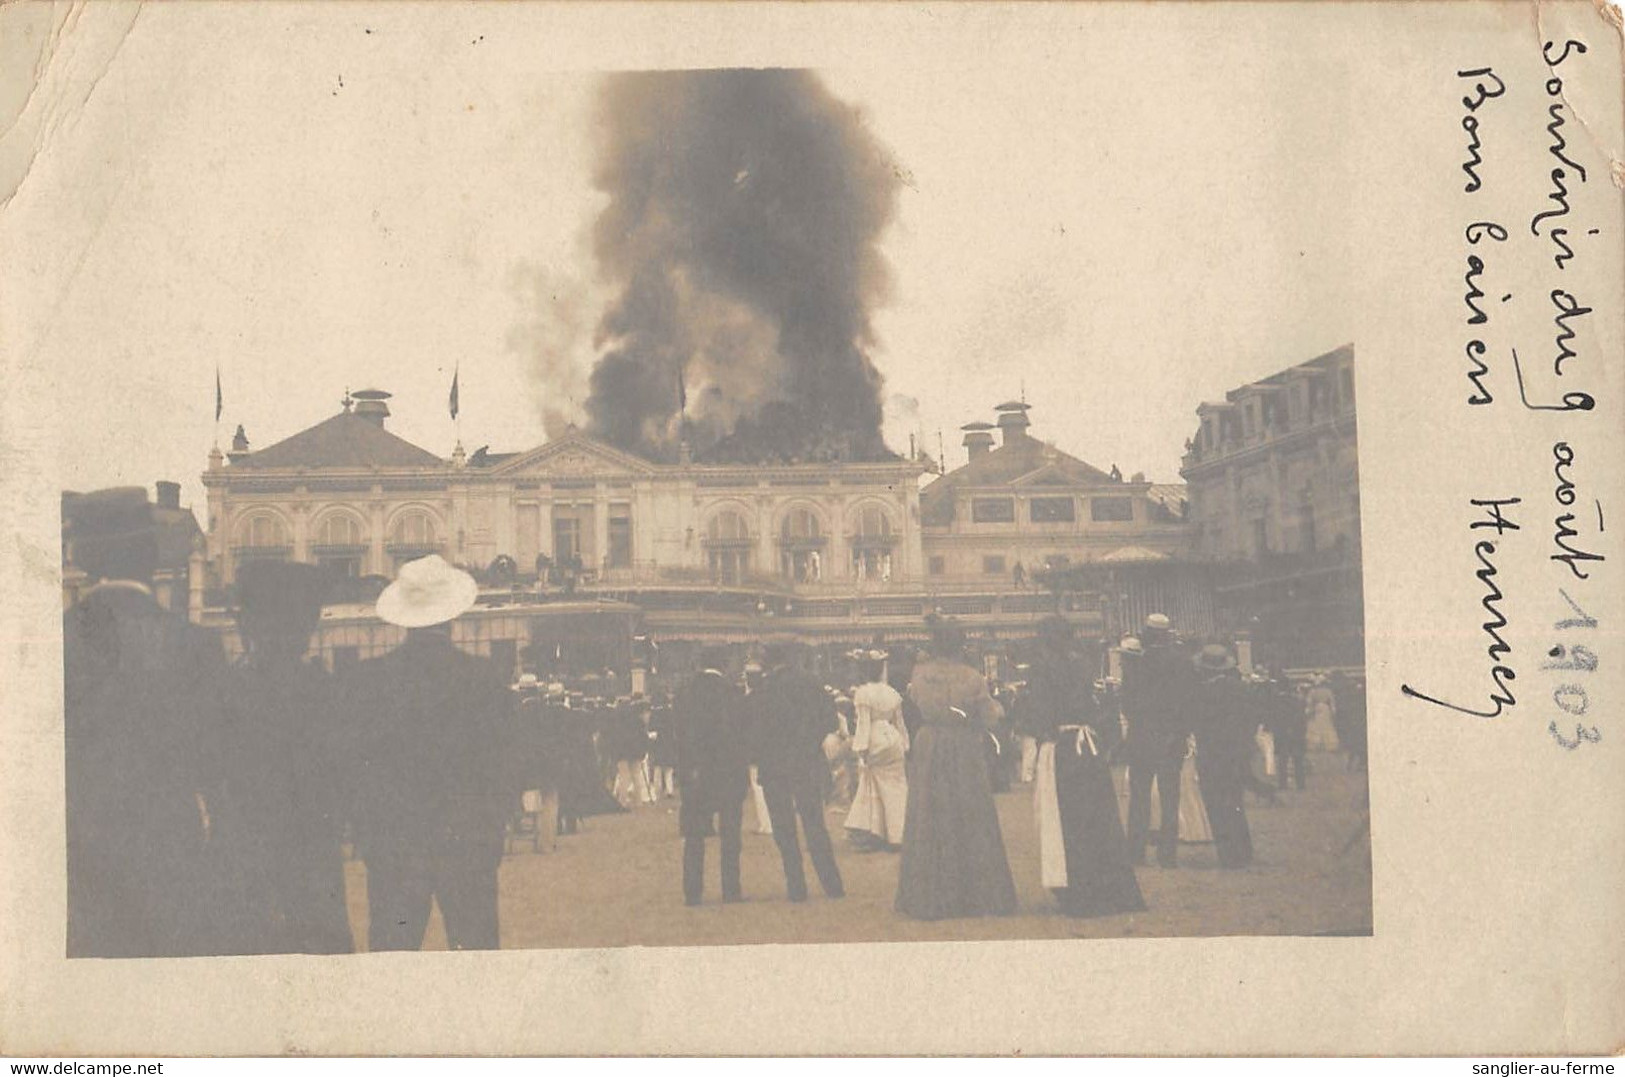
[1180,344,1364,670]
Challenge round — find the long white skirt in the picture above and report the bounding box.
[845,759,907,845]
[1306,702,1340,751]
[1113,756,1213,842]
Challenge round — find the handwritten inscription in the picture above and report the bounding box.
[1401,498,1520,718]
[1414,40,1609,750]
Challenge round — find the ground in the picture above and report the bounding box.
[343,752,1373,950]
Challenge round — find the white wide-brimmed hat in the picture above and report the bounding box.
[1119,636,1144,655]
[375,554,478,628]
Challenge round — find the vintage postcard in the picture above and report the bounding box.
[0,0,1620,1057]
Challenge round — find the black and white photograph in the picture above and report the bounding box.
[3,0,1621,1059]
[49,52,1371,955]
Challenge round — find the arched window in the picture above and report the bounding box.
[781,508,822,542]
[315,512,365,548]
[851,505,892,539]
[387,509,442,573]
[704,509,752,585]
[233,510,291,568]
[848,504,897,582]
[312,511,367,578]
[778,507,826,583]
[708,510,751,543]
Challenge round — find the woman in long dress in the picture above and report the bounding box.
[845,651,910,850]
[1024,619,1146,918]
[1305,673,1340,751]
[895,619,1018,920]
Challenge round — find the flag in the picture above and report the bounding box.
[676,363,686,414]
[214,366,223,421]
[448,366,460,420]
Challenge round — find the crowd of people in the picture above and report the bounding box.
[64,502,1366,957]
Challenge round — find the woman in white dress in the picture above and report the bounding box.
[1304,673,1341,752]
[844,651,910,850]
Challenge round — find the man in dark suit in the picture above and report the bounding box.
[215,560,354,955]
[343,555,518,950]
[672,645,750,905]
[749,642,845,902]
[62,487,232,958]
[1121,613,1194,867]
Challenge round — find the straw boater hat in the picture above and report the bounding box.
[1144,613,1172,632]
[375,554,478,628]
[512,673,541,692]
[1119,636,1144,656]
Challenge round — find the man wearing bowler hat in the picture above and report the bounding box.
[343,554,518,950]
[215,560,354,954]
[672,645,750,905]
[62,487,231,957]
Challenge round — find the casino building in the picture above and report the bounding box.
[199,388,1199,678]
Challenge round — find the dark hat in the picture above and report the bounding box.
[62,487,160,583]
[234,561,331,639]
[1193,643,1237,672]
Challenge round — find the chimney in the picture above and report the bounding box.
[994,401,1032,445]
[961,421,995,461]
[155,481,181,510]
[350,388,392,427]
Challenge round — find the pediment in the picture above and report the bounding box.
[488,432,658,479]
[1011,464,1082,488]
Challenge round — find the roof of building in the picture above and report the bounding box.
[231,411,446,471]
[920,435,1117,525]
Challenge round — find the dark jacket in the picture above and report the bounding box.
[63,588,231,958]
[1017,654,1098,743]
[748,667,837,791]
[341,632,518,866]
[1121,642,1194,766]
[672,670,751,811]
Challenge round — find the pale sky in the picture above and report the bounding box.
[7,3,1356,512]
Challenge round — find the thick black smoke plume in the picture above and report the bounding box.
[584,70,901,464]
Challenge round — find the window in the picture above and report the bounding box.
[709,548,750,584]
[553,516,581,563]
[1090,497,1134,522]
[705,510,752,585]
[971,497,1015,523]
[708,509,751,544]
[851,504,894,540]
[315,513,364,547]
[928,555,946,576]
[779,508,825,583]
[982,555,1006,575]
[781,508,823,542]
[390,510,439,549]
[607,514,632,569]
[236,512,290,550]
[1253,518,1270,557]
[1301,508,1317,553]
[851,548,893,581]
[1029,496,1075,523]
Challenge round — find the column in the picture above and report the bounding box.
[369,496,386,576]
[593,487,610,574]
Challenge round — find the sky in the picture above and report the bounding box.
[6,3,1357,512]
